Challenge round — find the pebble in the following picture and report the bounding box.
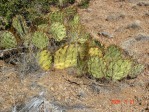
[98,32,114,38]
[137,2,149,6]
[126,20,141,29]
[106,12,125,21]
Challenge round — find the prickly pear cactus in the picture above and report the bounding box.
[0,31,17,48]
[54,44,78,69]
[88,47,103,58]
[37,24,49,33]
[104,45,122,62]
[49,11,64,23]
[86,43,144,81]
[106,59,132,81]
[129,63,144,78]
[50,22,66,41]
[37,50,52,70]
[12,15,28,38]
[32,31,49,49]
[88,56,106,78]
[63,7,77,18]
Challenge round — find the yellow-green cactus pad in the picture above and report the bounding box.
[88,56,106,78]
[49,11,64,23]
[37,24,49,33]
[0,31,17,48]
[88,47,103,58]
[32,31,49,49]
[12,15,28,37]
[50,22,66,41]
[54,44,78,69]
[129,63,144,78]
[104,45,122,62]
[106,59,132,81]
[37,50,52,70]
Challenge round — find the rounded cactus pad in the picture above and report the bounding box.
[32,31,49,49]
[12,15,28,37]
[88,56,106,78]
[50,22,66,41]
[104,45,122,61]
[37,50,52,70]
[49,11,64,23]
[129,63,144,78]
[88,47,103,58]
[54,44,78,69]
[0,31,17,49]
[106,59,132,81]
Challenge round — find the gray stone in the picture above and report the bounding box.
[120,34,149,56]
[106,12,125,21]
[126,20,141,29]
[98,32,114,38]
[137,2,149,6]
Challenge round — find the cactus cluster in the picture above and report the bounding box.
[12,15,28,38]
[37,50,52,70]
[1,9,144,82]
[50,22,66,41]
[0,31,17,48]
[87,45,144,81]
[32,31,49,49]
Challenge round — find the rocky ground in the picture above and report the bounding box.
[0,0,149,112]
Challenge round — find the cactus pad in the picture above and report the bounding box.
[37,50,52,70]
[32,31,49,49]
[54,44,77,69]
[129,63,144,78]
[104,45,122,62]
[49,11,64,23]
[0,31,17,48]
[88,56,106,78]
[106,59,132,81]
[88,47,103,58]
[12,15,28,38]
[50,22,66,41]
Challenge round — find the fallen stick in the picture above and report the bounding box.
[0,47,28,60]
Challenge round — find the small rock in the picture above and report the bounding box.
[120,34,149,58]
[126,20,141,29]
[106,12,125,21]
[98,32,114,38]
[145,12,149,17]
[137,2,149,6]
[135,34,149,41]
